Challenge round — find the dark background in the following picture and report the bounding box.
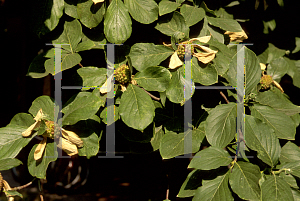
[1,0,300,200]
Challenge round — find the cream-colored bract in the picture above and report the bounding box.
[22,108,44,137]
[224,30,248,42]
[100,74,114,94]
[92,0,104,4]
[169,51,183,69]
[34,136,47,161]
[260,63,266,71]
[166,35,218,69]
[21,109,83,160]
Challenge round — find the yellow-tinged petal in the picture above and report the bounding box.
[193,45,218,64]
[120,84,127,92]
[189,35,211,43]
[273,80,284,93]
[33,109,44,121]
[169,51,183,69]
[61,128,83,148]
[100,74,114,94]
[34,136,47,161]
[58,138,78,156]
[100,79,108,94]
[22,121,41,137]
[92,0,104,4]
[224,30,248,42]
[260,63,266,71]
[3,180,11,190]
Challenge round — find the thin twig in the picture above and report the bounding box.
[78,63,83,68]
[137,85,160,101]
[218,90,229,104]
[10,181,33,191]
[40,194,44,201]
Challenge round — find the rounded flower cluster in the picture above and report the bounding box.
[114,64,131,85]
[177,41,194,59]
[260,75,273,89]
[45,121,55,138]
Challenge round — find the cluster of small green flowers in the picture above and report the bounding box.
[45,121,55,139]
[114,64,131,85]
[177,41,194,59]
[260,75,273,89]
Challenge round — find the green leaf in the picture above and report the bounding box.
[188,146,232,170]
[213,52,230,75]
[193,171,233,201]
[208,39,234,75]
[62,92,103,126]
[155,11,189,37]
[279,172,299,189]
[0,158,23,171]
[77,0,105,28]
[29,96,55,121]
[227,47,261,96]
[261,174,294,201]
[119,84,155,131]
[77,67,107,88]
[177,169,202,198]
[45,52,82,75]
[255,90,300,116]
[27,53,49,78]
[281,161,300,179]
[266,43,286,64]
[293,61,300,88]
[192,57,218,85]
[159,129,203,159]
[81,30,107,50]
[245,115,281,167]
[29,0,64,35]
[4,190,23,198]
[53,19,82,53]
[198,16,209,37]
[0,125,35,160]
[292,188,300,200]
[159,1,180,16]
[45,0,64,31]
[100,106,119,125]
[206,16,242,32]
[125,0,158,24]
[129,43,174,71]
[166,69,195,104]
[263,19,276,34]
[75,40,96,52]
[134,66,171,92]
[207,24,224,43]
[150,125,164,151]
[291,113,300,127]
[104,0,132,44]
[180,4,204,26]
[160,91,166,107]
[267,57,289,82]
[205,103,236,148]
[214,7,234,19]
[69,120,101,159]
[229,162,261,201]
[292,37,300,54]
[280,141,300,163]
[65,0,79,19]
[250,103,296,140]
[28,142,58,179]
